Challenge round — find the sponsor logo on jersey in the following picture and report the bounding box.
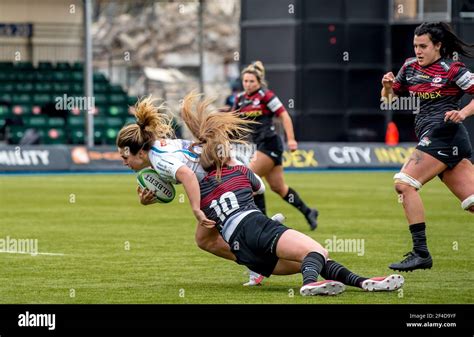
[252,99,261,106]
[242,110,263,117]
[415,91,442,99]
[418,136,431,147]
[432,76,442,83]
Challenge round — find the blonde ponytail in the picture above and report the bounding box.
[116,96,175,154]
[181,91,254,179]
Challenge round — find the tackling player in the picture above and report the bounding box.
[182,92,405,296]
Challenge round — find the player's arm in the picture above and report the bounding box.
[381,60,410,101]
[445,65,474,122]
[175,166,216,228]
[381,71,397,100]
[278,111,298,151]
[266,92,298,151]
[239,166,265,194]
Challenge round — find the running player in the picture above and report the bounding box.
[232,61,319,230]
[381,22,474,272]
[182,92,405,296]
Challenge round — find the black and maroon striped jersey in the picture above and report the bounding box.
[200,165,262,232]
[232,88,286,144]
[393,57,474,138]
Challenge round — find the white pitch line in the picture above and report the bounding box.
[0,251,65,256]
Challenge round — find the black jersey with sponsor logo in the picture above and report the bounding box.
[392,57,474,139]
[200,165,262,232]
[232,88,286,144]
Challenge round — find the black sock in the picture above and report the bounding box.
[320,260,367,288]
[253,193,266,215]
[283,187,311,216]
[301,252,326,285]
[410,222,429,258]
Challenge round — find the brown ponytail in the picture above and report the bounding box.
[116,96,175,154]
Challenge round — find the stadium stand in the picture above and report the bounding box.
[0,61,134,145]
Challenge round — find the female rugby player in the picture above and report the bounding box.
[381,22,474,272]
[232,61,319,230]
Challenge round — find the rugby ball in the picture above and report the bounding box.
[136,168,176,203]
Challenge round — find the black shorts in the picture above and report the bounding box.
[416,122,472,169]
[229,211,289,277]
[257,134,284,166]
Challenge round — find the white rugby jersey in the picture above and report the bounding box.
[148,139,206,183]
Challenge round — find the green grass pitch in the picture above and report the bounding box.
[0,172,472,304]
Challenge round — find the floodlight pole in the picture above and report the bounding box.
[198,0,205,94]
[84,0,94,148]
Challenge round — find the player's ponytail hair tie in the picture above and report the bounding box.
[137,121,145,129]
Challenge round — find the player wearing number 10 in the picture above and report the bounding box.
[181,92,405,296]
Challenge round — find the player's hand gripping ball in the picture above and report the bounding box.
[136,168,176,204]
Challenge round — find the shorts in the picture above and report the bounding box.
[416,122,472,169]
[229,211,289,277]
[257,134,284,166]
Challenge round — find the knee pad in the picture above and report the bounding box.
[461,194,474,210]
[393,172,422,191]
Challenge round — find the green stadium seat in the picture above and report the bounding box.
[0,71,16,81]
[44,128,66,144]
[48,117,66,127]
[95,94,107,105]
[35,71,53,81]
[56,62,71,70]
[34,82,53,92]
[71,71,82,82]
[7,126,26,144]
[38,62,53,70]
[94,128,104,144]
[0,83,14,92]
[109,84,124,93]
[53,71,71,82]
[109,94,126,104]
[106,117,123,128]
[11,104,32,115]
[16,71,34,81]
[15,82,33,92]
[108,105,127,116]
[95,105,108,115]
[72,62,83,70]
[13,61,33,70]
[12,94,31,105]
[32,93,51,105]
[123,116,136,125]
[0,93,12,103]
[71,83,83,94]
[104,127,119,144]
[67,116,85,128]
[0,61,13,69]
[68,128,85,144]
[0,104,10,117]
[95,82,108,93]
[23,116,47,128]
[93,72,107,83]
[93,116,107,128]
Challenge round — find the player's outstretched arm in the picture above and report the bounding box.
[175,165,216,228]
